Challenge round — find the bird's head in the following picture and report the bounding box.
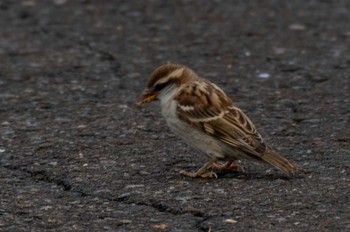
[137,63,196,105]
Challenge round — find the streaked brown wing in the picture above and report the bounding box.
[175,80,267,157]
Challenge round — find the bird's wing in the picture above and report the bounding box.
[175,80,267,157]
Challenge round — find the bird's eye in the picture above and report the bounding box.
[154,82,168,91]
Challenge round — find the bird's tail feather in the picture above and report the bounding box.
[262,150,305,177]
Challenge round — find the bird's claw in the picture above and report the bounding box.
[180,170,218,178]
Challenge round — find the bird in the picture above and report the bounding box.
[137,63,305,178]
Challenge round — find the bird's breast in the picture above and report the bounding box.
[160,98,225,160]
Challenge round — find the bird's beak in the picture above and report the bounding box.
[136,89,157,105]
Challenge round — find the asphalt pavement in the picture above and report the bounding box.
[0,1,349,231]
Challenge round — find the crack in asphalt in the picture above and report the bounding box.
[30,25,122,76]
[2,164,88,195]
[2,163,212,230]
[1,24,211,229]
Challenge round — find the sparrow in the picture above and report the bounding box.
[137,64,305,178]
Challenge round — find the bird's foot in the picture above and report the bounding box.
[180,170,218,179]
[210,161,245,173]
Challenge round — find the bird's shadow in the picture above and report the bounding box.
[217,170,306,181]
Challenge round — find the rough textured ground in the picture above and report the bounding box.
[0,1,349,231]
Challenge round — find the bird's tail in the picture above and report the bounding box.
[261,149,305,177]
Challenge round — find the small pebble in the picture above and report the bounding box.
[152,224,168,230]
[77,124,87,129]
[289,24,306,30]
[224,219,238,224]
[117,192,131,199]
[258,73,270,78]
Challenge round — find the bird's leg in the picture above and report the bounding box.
[210,160,245,172]
[180,159,218,178]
